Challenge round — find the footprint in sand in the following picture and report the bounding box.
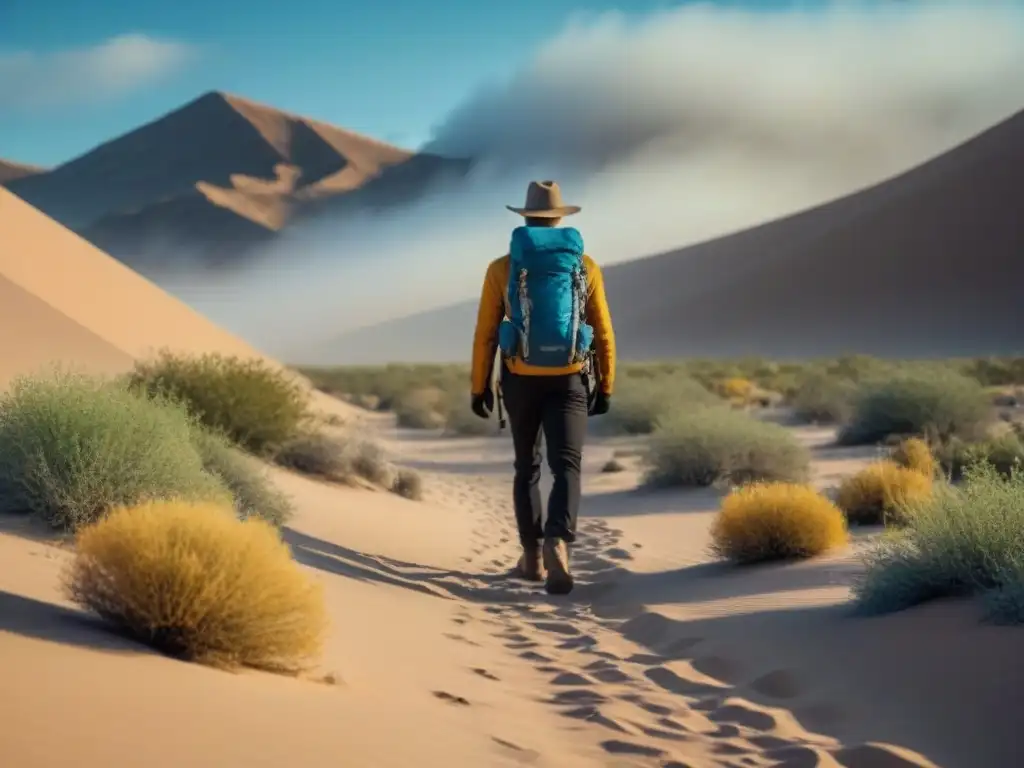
[600,739,666,758]
[708,700,780,733]
[519,651,552,663]
[644,665,729,699]
[749,668,803,700]
[833,742,940,767]
[692,654,743,683]
[604,547,633,561]
[550,671,593,686]
[443,632,482,647]
[472,667,500,681]
[530,620,582,636]
[432,690,470,706]
[561,705,633,734]
[618,693,676,717]
[490,737,542,764]
[551,689,608,706]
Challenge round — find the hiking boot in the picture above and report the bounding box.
[542,539,574,596]
[516,543,546,582]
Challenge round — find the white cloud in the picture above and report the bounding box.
[149,2,1024,359]
[0,34,195,111]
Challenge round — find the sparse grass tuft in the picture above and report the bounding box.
[601,375,720,436]
[274,430,404,490]
[66,500,327,671]
[710,482,848,564]
[838,369,991,446]
[191,429,293,527]
[643,406,810,488]
[129,351,311,456]
[601,458,626,473]
[835,460,934,526]
[0,371,229,531]
[394,387,447,430]
[854,462,1024,622]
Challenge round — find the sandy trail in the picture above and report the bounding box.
[0,413,1015,767]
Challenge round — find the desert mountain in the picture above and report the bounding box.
[0,159,45,185]
[3,92,466,272]
[309,106,1024,364]
[0,187,273,388]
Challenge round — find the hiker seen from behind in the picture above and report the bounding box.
[470,180,616,596]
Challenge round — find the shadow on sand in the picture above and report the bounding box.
[0,589,145,654]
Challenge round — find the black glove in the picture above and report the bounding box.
[471,388,494,419]
[590,390,610,416]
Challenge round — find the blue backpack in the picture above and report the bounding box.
[497,226,594,368]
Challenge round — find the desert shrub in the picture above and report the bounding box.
[710,482,848,564]
[790,372,857,424]
[191,429,293,527]
[889,437,937,478]
[347,439,394,486]
[643,407,811,488]
[601,375,719,436]
[394,387,447,429]
[854,462,1024,621]
[934,432,1024,481]
[129,351,311,456]
[296,364,466,412]
[0,372,229,531]
[835,460,934,526]
[838,369,990,446]
[443,402,501,437]
[390,468,424,500]
[66,500,327,671]
[717,377,755,403]
[275,430,395,488]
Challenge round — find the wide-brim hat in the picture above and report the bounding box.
[506,180,581,218]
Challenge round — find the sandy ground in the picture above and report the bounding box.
[2,413,1022,767]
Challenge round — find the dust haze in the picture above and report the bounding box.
[156,1,1024,362]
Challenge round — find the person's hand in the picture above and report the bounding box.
[590,391,610,416]
[471,388,494,419]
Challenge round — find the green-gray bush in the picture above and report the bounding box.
[191,429,293,527]
[275,430,396,488]
[854,462,1024,622]
[643,406,811,488]
[443,402,501,437]
[790,372,857,424]
[0,372,229,531]
[129,351,311,456]
[600,375,720,436]
[390,468,424,500]
[933,432,1024,482]
[838,369,991,446]
[394,387,447,429]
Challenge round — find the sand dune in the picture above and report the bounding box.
[8,404,1010,766]
[0,188,275,387]
[314,105,1024,364]
[4,92,465,273]
[0,159,45,185]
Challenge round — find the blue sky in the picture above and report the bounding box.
[1,0,829,166]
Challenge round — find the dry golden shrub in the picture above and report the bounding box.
[66,500,327,673]
[890,437,938,478]
[710,482,849,564]
[836,460,934,526]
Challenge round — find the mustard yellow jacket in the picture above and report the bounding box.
[470,253,616,396]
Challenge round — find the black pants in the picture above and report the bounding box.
[501,368,588,548]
